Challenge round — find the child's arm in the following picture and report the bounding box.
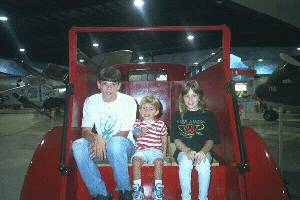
[200,140,214,155]
[161,135,168,157]
[174,139,196,160]
[194,140,214,164]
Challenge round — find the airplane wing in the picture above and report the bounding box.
[89,50,133,72]
[0,58,29,76]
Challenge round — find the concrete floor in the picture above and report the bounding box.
[0,108,299,199]
[0,109,64,200]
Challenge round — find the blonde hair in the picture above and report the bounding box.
[140,96,160,111]
[178,80,208,119]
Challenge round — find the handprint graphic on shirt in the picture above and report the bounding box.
[100,114,117,139]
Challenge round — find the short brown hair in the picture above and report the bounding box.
[98,67,121,82]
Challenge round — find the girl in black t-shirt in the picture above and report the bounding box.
[170,80,220,200]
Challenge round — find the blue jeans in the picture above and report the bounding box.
[72,136,135,197]
[177,152,212,200]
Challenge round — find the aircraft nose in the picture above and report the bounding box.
[254,84,265,99]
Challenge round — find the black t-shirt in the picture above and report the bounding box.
[170,110,221,159]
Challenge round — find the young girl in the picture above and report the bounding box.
[170,80,221,200]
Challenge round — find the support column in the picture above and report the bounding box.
[278,106,283,174]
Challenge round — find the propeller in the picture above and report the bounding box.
[279,53,300,67]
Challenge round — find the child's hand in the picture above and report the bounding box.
[164,156,173,163]
[141,127,149,135]
[187,150,196,160]
[134,130,142,138]
[194,151,206,164]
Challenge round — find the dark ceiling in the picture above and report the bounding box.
[0,0,299,66]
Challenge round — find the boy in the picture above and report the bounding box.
[131,96,168,200]
[72,67,137,200]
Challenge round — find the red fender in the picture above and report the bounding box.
[242,126,288,199]
[20,127,65,200]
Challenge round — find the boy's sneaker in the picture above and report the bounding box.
[152,183,164,200]
[132,184,144,200]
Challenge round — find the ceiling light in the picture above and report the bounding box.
[297,47,300,51]
[93,43,99,47]
[194,62,199,65]
[134,0,144,7]
[139,56,143,60]
[0,16,8,21]
[19,49,25,52]
[211,52,215,55]
[215,0,224,4]
[258,59,263,62]
[79,59,84,62]
[187,35,194,40]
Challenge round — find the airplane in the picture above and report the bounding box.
[254,53,300,121]
[0,49,133,112]
[0,60,68,113]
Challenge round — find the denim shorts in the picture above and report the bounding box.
[131,149,165,164]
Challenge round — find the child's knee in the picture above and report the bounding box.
[196,163,211,174]
[133,156,144,164]
[153,158,164,165]
[179,161,193,171]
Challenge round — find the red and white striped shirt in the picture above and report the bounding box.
[133,117,167,151]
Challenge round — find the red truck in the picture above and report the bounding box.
[20,26,288,199]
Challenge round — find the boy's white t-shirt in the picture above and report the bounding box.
[81,92,137,143]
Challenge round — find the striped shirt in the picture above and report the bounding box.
[133,117,167,151]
